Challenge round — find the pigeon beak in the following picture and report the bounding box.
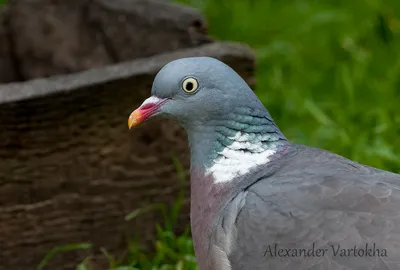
[128,96,168,129]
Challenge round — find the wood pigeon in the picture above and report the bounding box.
[128,57,400,270]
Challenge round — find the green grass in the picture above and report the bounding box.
[41,0,400,269]
[176,0,400,173]
[0,0,6,6]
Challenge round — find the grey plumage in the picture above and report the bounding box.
[217,145,400,270]
[129,57,400,270]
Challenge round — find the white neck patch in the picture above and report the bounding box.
[205,131,276,184]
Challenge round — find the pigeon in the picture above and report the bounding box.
[128,57,400,270]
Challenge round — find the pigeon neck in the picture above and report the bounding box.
[187,106,288,184]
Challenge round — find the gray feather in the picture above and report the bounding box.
[210,145,400,270]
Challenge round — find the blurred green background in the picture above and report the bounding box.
[1,0,396,269]
[178,0,400,174]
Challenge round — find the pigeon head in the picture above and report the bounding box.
[129,57,288,183]
[128,57,264,129]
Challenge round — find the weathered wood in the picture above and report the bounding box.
[6,0,210,81]
[0,42,255,270]
[88,0,211,61]
[0,7,18,83]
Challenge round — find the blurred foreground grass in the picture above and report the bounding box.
[40,0,399,269]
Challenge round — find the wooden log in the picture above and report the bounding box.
[0,7,18,83]
[7,0,210,81]
[87,0,211,61]
[0,42,255,270]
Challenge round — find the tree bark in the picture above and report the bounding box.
[0,7,18,83]
[4,0,211,81]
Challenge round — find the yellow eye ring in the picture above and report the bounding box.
[182,77,199,93]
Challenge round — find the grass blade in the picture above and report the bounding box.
[37,243,92,270]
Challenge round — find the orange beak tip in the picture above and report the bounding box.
[128,110,141,129]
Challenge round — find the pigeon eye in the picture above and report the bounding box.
[182,77,199,93]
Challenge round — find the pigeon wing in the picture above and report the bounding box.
[213,146,400,270]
